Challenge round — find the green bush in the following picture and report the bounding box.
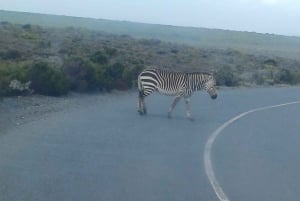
[0,75,10,96]
[92,62,144,91]
[0,62,30,96]
[274,69,291,84]
[107,62,124,79]
[105,63,124,90]
[104,47,118,56]
[292,71,300,84]
[274,69,300,85]
[216,66,240,86]
[122,64,144,88]
[63,57,98,91]
[90,51,108,65]
[2,50,22,60]
[252,72,265,85]
[28,62,69,96]
[94,66,113,91]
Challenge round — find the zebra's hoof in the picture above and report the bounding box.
[167,113,172,119]
[138,109,147,115]
[188,117,195,122]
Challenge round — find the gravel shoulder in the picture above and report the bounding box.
[0,91,134,134]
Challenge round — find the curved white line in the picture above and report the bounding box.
[204,100,300,201]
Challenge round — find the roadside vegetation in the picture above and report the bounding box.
[1,21,300,97]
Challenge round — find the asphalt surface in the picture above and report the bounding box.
[1,87,300,201]
[214,101,300,201]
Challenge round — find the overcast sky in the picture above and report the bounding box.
[1,0,300,36]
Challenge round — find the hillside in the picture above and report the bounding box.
[1,10,300,59]
[1,21,300,97]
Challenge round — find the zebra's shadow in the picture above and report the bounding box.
[139,113,196,122]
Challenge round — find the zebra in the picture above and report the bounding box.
[137,68,217,121]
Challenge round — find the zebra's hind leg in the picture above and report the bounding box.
[168,96,181,118]
[184,97,194,121]
[138,96,147,115]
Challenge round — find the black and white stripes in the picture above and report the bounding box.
[137,68,217,120]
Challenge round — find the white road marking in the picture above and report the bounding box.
[204,100,300,201]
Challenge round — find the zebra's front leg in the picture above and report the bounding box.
[184,97,194,121]
[168,96,181,118]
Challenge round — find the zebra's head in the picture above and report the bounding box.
[204,75,217,99]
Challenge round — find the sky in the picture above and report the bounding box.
[1,0,300,36]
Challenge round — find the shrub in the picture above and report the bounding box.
[110,63,125,89]
[28,62,69,96]
[2,50,22,60]
[104,47,118,56]
[122,64,144,88]
[63,57,97,91]
[94,66,113,91]
[0,76,10,96]
[215,66,240,86]
[252,72,265,85]
[90,51,108,65]
[0,62,31,96]
[22,24,32,29]
[274,69,300,85]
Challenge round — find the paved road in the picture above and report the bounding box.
[1,87,300,201]
[213,100,300,201]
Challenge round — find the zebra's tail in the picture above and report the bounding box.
[137,74,144,98]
